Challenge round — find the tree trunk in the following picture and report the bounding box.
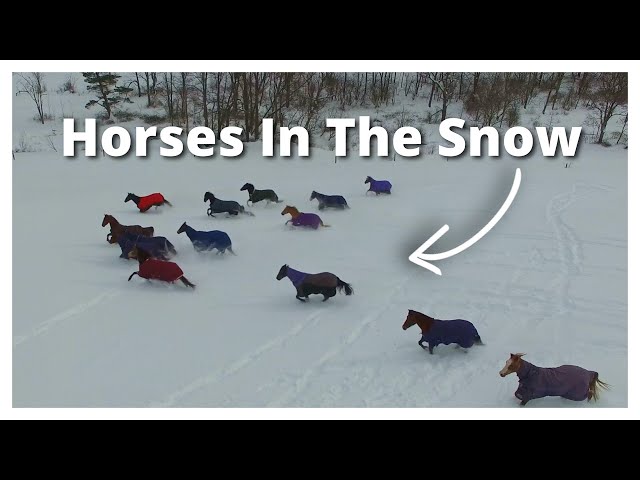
[144,72,151,107]
[617,114,628,144]
[134,72,142,97]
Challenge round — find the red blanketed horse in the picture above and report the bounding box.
[125,192,172,212]
[128,246,195,288]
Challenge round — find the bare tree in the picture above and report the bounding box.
[586,72,628,144]
[16,73,47,124]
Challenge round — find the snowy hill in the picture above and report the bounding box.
[12,73,627,407]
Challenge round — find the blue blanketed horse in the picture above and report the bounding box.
[310,191,349,210]
[365,176,392,195]
[117,231,177,260]
[177,222,235,255]
[402,309,482,354]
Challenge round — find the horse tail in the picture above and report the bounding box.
[163,200,173,207]
[474,335,484,345]
[128,272,139,281]
[321,221,331,227]
[242,209,255,217]
[336,278,353,296]
[589,373,611,402]
[166,240,177,256]
[228,246,237,256]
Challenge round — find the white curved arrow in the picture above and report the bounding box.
[409,168,522,276]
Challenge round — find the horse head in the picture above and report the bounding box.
[402,309,420,330]
[177,222,188,234]
[365,176,373,184]
[276,264,289,281]
[500,353,526,377]
[124,193,134,203]
[204,191,215,203]
[309,191,317,201]
[240,183,254,193]
[281,205,297,217]
[102,214,112,227]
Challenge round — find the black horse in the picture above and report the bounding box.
[276,264,353,302]
[240,183,282,206]
[203,192,254,217]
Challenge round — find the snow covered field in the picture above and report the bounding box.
[12,73,628,408]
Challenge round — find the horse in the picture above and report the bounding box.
[124,192,172,212]
[499,353,610,406]
[364,176,392,195]
[281,205,329,229]
[101,214,154,244]
[402,309,483,355]
[117,231,177,260]
[309,191,349,210]
[203,192,254,217]
[177,222,236,255]
[276,264,353,302]
[241,182,282,206]
[128,246,195,288]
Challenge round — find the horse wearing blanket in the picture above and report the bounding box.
[499,353,610,406]
[276,264,353,302]
[402,309,483,354]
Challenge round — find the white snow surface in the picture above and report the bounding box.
[12,73,627,407]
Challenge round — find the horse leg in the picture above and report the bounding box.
[179,276,196,288]
[322,287,337,302]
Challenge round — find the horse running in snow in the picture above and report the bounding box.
[128,246,195,288]
[276,264,353,302]
[124,192,172,212]
[402,309,483,354]
[281,205,329,229]
[364,176,392,195]
[204,191,254,217]
[102,214,154,244]
[499,353,610,406]
[309,191,349,210]
[117,231,177,260]
[240,183,282,206]
[177,222,235,255]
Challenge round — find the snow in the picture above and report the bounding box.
[12,73,627,408]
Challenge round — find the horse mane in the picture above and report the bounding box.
[409,310,435,330]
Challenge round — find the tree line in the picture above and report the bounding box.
[16,72,629,146]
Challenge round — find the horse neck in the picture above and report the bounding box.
[516,360,537,381]
[183,225,197,237]
[130,194,141,204]
[108,216,120,228]
[288,208,300,218]
[247,184,255,194]
[415,313,435,334]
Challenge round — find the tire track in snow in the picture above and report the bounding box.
[151,309,326,407]
[267,273,416,407]
[13,290,121,347]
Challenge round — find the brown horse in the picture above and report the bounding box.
[281,205,328,229]
[402,309,482,354]
[499,353,610,406]
[128,246,195,288]
[102,214,154,244]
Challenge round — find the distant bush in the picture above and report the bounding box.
[57,75,78,94]
[113,110,136,122]
[140,113,167,125]
[13,133,34,153]
[34,113,55,122]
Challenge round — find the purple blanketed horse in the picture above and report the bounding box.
[365,176,392,195]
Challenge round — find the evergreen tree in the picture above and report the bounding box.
[82,72,132,119]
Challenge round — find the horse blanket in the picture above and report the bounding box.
[291,213,322,229]
[137,193,166,212]
[515,361,596,403]
[118,233,176,260]
[184,226,232,252]
[313,192,348,208]
[286,267,308,287]
[137,259,184,282]
[368,179,392,194]
[209,198,243,215]
[420,319,479,349]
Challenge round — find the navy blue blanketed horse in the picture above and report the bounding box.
[204,191,254,217]
[177,222,236,255]
[117,231,177,260]
[309,191,349,210]
[402,310,483,354]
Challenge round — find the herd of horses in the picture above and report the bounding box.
[100,178,609,406]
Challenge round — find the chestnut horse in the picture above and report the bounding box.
[102,214,154,244]
[402,309,482,354]
[499,353,610,406]
[128,246,195,288]
[281,205,329,229]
